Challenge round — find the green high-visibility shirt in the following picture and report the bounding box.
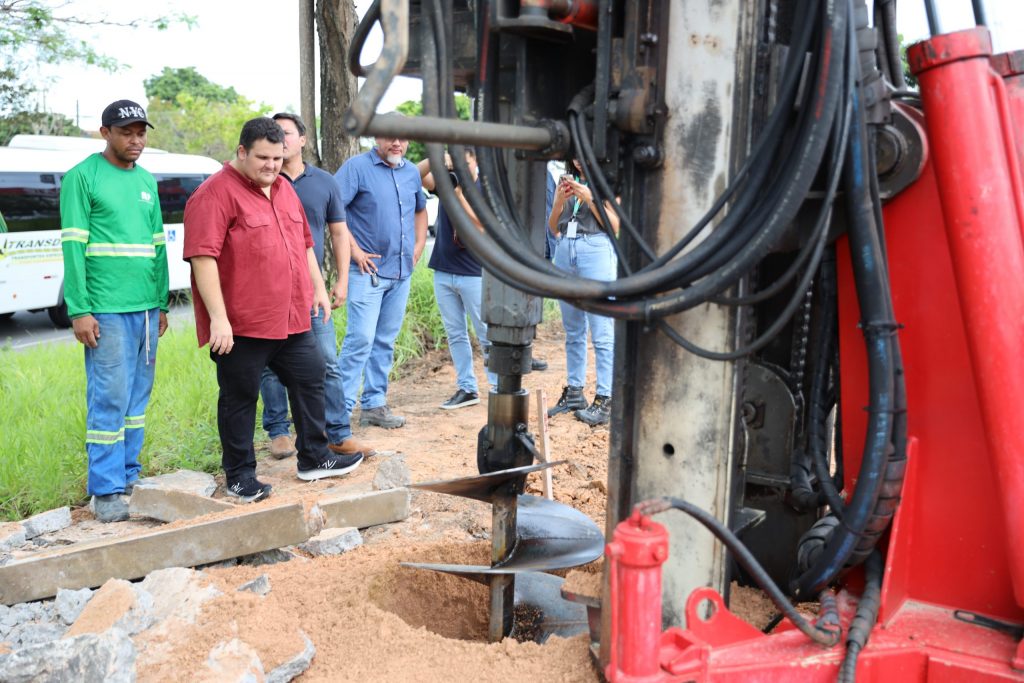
[60,153,168,318]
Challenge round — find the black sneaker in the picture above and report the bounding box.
[440,389,480,410]
[225,478,273,503]
[297,453,364,481]
[531,358,549,371]
[575,394,611,426]
[548,385,588,417]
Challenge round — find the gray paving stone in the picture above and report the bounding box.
[0,628,135,683]
[237,575,271,596]
[139,567,221,624]
[133,469,217,497]
[0,503,310,605]
[372,455,411,491]
[318,488,410,530]
[266,632,315,683]
[21,508,71,540]
[300,527,362,557]
[0,523,27,551]
[55,588,94,625]
[203,638,264,682]
[128,486,233,523]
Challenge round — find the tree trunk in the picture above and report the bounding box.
[315,0,360,286]
[299,0,321,165]
[317,0,360,174]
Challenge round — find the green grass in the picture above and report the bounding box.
[0,264,559,521]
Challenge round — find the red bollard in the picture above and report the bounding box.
[605,510,670,683]
[908,28,1024,608]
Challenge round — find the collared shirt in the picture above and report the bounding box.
[183,162,314,347]
[287,163,345,269]
[334,148,426,279]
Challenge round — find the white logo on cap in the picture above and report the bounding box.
[118,105,145,120]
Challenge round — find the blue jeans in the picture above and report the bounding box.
[260,311,346,443]
[84,309,160,496]
[553,233,617,396]
[433,271,496,394]
[338,267,411,438]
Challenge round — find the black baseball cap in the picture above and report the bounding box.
[101,100,154,129]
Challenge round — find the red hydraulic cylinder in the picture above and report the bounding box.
[605,511,669,683]
[991,49,1024,220]
[908,28,1024,607]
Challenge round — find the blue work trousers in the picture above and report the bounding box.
[553,233,617,396]
[84,309,160,496]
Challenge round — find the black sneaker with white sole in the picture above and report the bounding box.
[297,453,364,481]
[440,389,480,410]
[225,478,273,503]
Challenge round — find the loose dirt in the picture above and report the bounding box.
[143,321,611,681]
[42,320,779,681]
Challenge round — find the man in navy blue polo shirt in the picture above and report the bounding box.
[334,125,427,430]
[417,148,497,409]
[257,113,376,460]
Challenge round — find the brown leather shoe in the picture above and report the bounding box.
[328,438,377,457]
[269,435,297,460]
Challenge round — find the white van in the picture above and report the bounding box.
[0,137,221,327]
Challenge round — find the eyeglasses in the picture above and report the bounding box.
[377,136,408,142]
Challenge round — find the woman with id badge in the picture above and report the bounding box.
[546,157,620,426]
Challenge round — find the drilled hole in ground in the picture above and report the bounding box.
[369,543,490,642]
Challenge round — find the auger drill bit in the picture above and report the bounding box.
[404,463,604,641]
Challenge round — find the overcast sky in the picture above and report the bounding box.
[34,0,1024,132]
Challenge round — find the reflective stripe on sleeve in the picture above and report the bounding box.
[84,243,157,258]
[61,228,90,244]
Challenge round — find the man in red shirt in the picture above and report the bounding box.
[184,117,362,502]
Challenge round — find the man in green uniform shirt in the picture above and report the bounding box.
[60,99,169,522]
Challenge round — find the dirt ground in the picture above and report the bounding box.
[50,320,779,681]
[145,320,612,681]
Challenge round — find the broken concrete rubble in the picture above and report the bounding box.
[0,487,410,605]
[21,507,71,540]
[133,469,218,497]
[300,527,362,556]
[0,628,136,683]
[129,486,233,523]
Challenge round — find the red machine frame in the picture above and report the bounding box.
[604,27,1024,682]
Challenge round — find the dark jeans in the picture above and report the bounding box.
[211,333,328,483]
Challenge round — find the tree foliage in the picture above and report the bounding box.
[0,1,193,113]
[147,92,271,161]
[395,94,472,163]
[144,67,240,104]
[0,109,80,145]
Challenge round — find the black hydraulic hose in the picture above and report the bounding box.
[626,0,849,320]
[792,10,896,596]
[652,89,851,362]
[837,551,884,682]
[878,0,906,89]
[636,497,842,648]
[640,0,820,272]
[807,253,847,516]
[443,0,826,306]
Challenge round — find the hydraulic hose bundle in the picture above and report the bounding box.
[374,0,906,658]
